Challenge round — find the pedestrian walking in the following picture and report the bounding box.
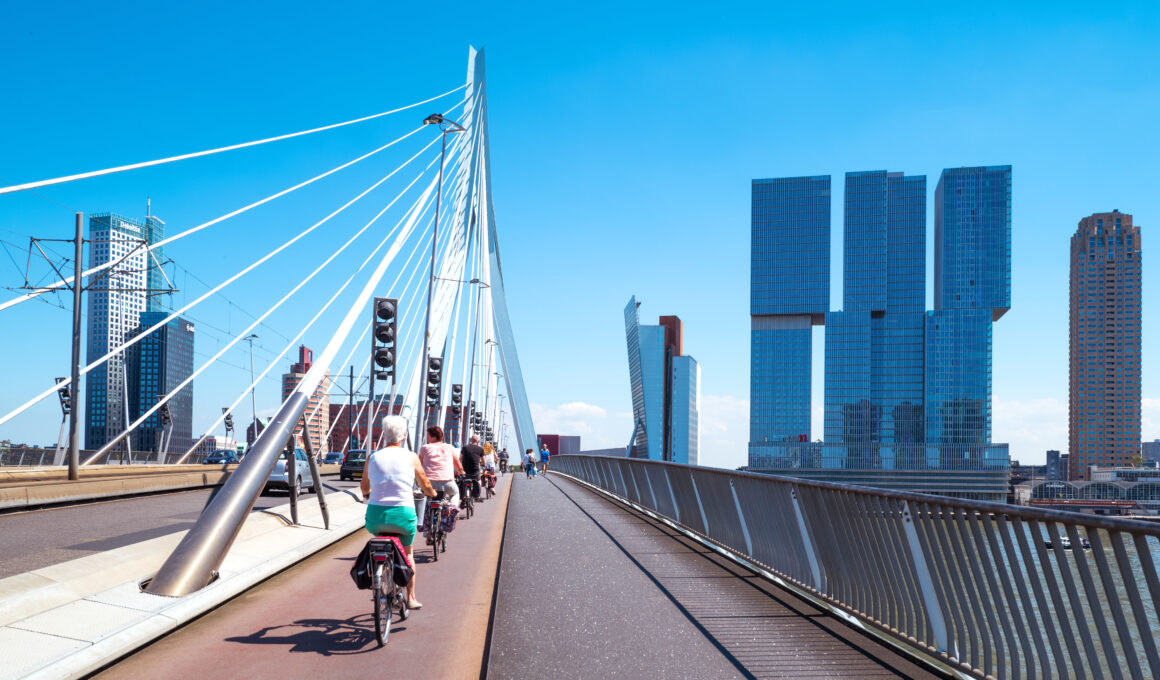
[523,448,537,478]
[539,442,550,475]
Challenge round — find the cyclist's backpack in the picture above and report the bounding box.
[440,505,459,533]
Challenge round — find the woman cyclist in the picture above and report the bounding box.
[361,415,436,610]
[417,425,462,530]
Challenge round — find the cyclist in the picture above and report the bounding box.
[539,442,551,474]
[417,426,462,531]
[459,434,485,502]
[499,448,509,475]
[361,415,436,610]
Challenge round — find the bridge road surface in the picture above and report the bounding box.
[486,473,943,680]
[93,473,513,680]
[0,480,361,579]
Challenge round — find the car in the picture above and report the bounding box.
[264,448,316,495]
[323,452,342,465]
[205,449,239,465]
[339,449,368,481]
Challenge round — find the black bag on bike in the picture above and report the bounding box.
[350,539,414,590]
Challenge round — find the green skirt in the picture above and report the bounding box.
[365,503,417,547]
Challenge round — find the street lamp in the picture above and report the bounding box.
[417,113,466,448]
[243,334,259,448]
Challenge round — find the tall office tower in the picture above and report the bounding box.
[1046,450,1062,480]
[926,166,1011,456]
[624,298,700,463]
[281,345,330,453]
[824,171,926,468]
[1068,211,1142,480]
[749,176,830,466]
[85,214,150,450]
[126,313,195,457]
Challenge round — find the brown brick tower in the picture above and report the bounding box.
[1069,211,1142,480]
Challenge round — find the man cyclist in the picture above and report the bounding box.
[498,448,509,475]
[459,434,485,502]
[417,426,462,531]
[539,442,551,474]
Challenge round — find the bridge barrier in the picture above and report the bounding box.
[553,455,1160,680]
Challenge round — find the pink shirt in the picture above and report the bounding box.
[418,443,458,482]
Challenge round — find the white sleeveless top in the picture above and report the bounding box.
[367,446,416,506]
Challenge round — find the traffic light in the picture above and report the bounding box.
[54,378,71,415]
[223,410,235,436]
[372,297,398,381]
[425,357,443,412]
[450,384,462,415]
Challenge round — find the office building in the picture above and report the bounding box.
[624,297,700,465]
[1068,211,1142,480]
[281,345,330,453]
[1145,440,1160,464]
[84,213,153,450]
[749,176,830,463]
[126,312,195,458]
[747,166,1012,500]
[1046,450,1062,480]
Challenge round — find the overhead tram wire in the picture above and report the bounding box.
[0,85,467,196]
[0,133,446,429]
[165,159,445,463]
[0,95,469,314]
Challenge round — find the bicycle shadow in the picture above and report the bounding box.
[224,614,405,655]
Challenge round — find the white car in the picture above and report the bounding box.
[264,448,316,494]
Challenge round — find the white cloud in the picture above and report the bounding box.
[1144,398,1160,441]
[698,394,749,470]
[531,401,624,449]
[993,396,1068,463]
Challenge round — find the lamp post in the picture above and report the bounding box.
[243,334,258,449]
[457,277,490,446]
[482,339,498,428]
[416,113,465,448]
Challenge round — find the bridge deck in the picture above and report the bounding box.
[488,473,941,679]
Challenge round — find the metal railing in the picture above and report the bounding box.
[0,447,207,467]
[553,455,1160,680]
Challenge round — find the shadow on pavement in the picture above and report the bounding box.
[224,614,404,655]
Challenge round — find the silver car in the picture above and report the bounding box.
[264,448,316,494]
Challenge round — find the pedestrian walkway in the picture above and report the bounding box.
[488,473,942,679]
[95,474,512,680]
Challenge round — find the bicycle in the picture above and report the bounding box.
[483,469,496,499]
[366,534,410,646]
[424,491,449,560]
[456,475,475,519]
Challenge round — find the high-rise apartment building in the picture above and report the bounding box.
[1069,211,1142,480]
[126,312,195,457]
[748,166,1011,500]
[85,214,150,450]
[749,176,830,461]
[281,345,330,453]
[624,297,700,465]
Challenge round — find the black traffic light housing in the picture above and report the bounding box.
[372,297,398,381]
[426,356,443,411]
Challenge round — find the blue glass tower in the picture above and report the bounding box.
[127,312,195,457]
[625,297,699,463]
[824,172,926,468]
[749,176,830,466]
[926,166,1011,449]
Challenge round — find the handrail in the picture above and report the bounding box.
[553,454,1160,680]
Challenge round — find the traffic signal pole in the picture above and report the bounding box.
[68,213,83,480]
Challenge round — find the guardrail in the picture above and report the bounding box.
[553,455,1160,680]
[0,448,208,466]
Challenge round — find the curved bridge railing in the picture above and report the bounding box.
[552,455,1160,680]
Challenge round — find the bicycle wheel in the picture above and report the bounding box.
[395,581,409,622]
[374,584,391,646]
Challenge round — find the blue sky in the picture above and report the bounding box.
[1,2,1157,469]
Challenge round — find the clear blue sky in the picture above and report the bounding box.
[1,1,1157,468]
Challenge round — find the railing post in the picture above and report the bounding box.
[903,500,948,654]
[663,467,680,522]
[790,485,823,591]
[729,478,753,555]
[690,473,709,535]
[642,463,658,510]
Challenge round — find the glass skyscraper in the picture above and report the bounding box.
[748,166,1012,499]
[624,297,700,464]
[749,176,830,464]
[127,312,195,457]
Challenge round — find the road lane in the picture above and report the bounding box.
[0,479,360,578]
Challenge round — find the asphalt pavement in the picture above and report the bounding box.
[0,478,361,578]
[487,473,943,680]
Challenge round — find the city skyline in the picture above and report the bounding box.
[1,4,1158,469]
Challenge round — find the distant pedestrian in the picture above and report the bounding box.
[539,443,550,474]
[523,448,537,478]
